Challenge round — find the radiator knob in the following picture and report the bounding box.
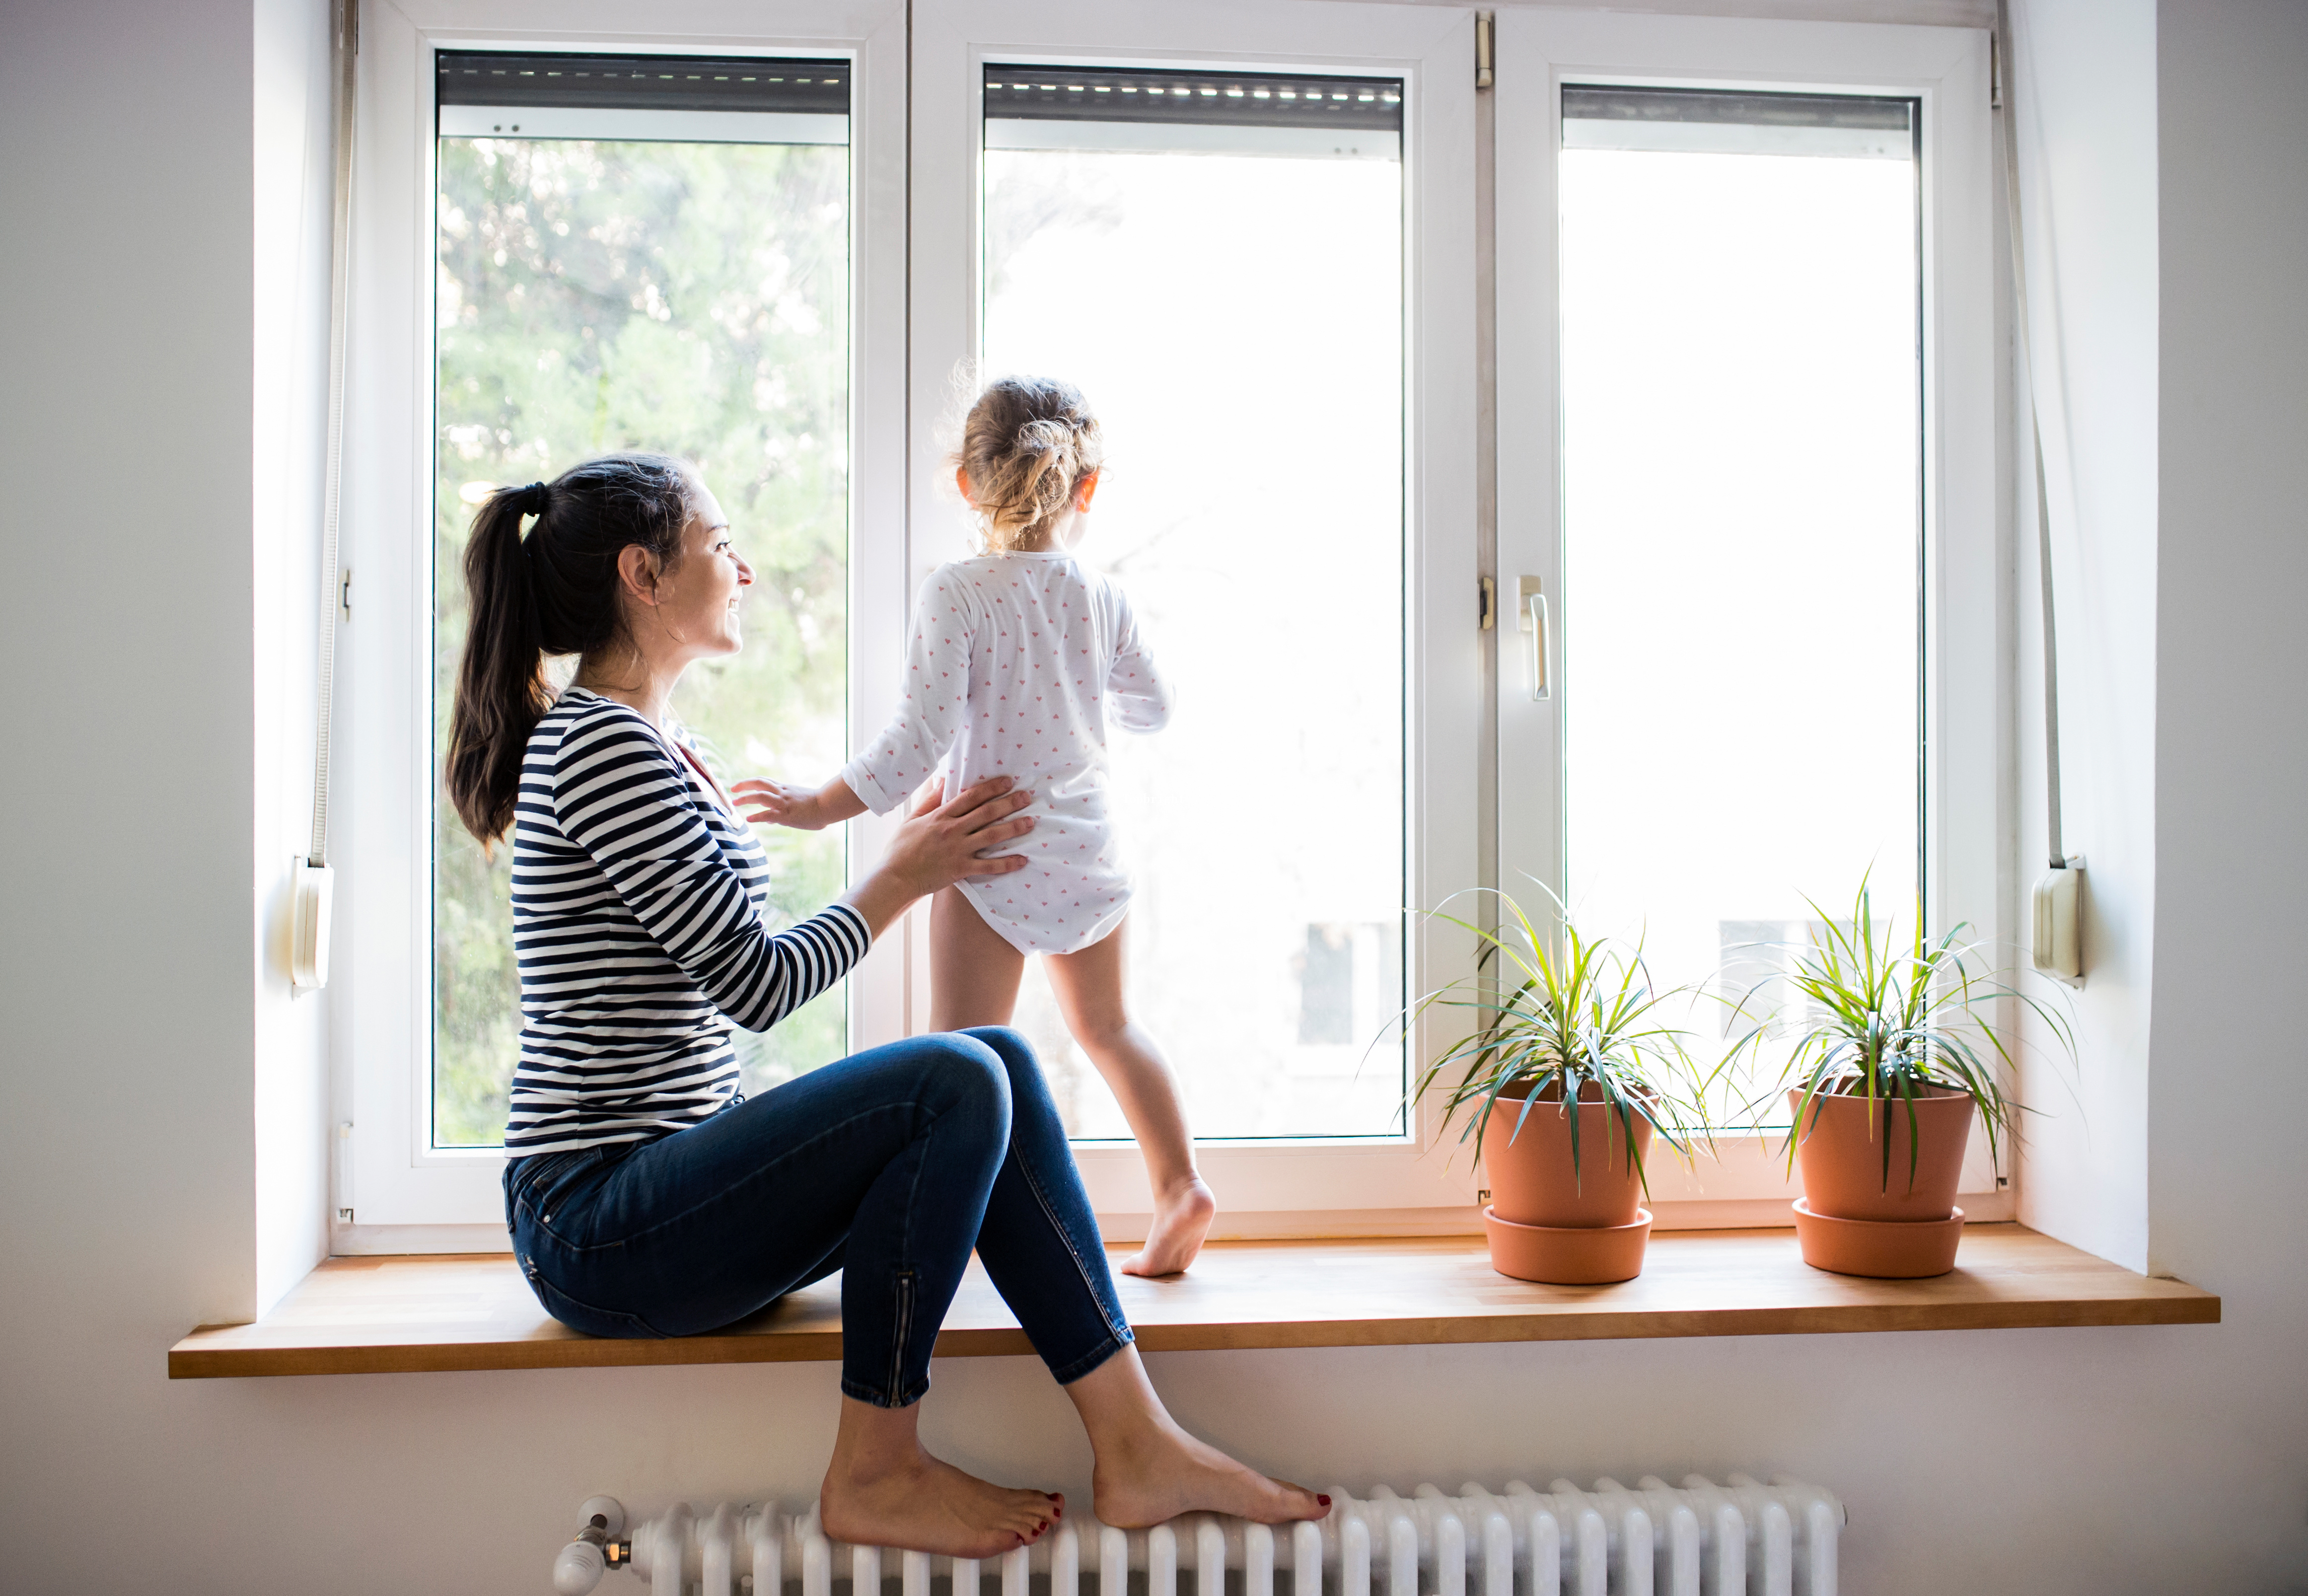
[555,1539,608,1595]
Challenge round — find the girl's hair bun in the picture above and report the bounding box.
[952,377,1103,551]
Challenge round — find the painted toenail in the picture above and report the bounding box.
[1318,1495,1332,1508]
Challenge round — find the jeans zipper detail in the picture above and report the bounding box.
[889,1270,917,1405]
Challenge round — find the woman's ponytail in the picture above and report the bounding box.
[445,484,552,846]
[444,454,697,847]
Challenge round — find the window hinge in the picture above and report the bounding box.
[339,567,353,620]
[1475,12,1495,90]
[1989,30,2002,111]
[1479,574,1496,631]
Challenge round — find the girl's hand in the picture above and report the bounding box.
[842,777,1036,940]
[734,778,821,830]
[735,776,866,832]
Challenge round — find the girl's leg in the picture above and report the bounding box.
[931,884,1029,1029]
[507,1033,1058,1556]
[1043,920,1216,1276]
[959,1028,1324,1528]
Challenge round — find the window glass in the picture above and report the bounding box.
[431,54,851,1147]
[979,65,1408,1139]
[1556,87,1922,1118]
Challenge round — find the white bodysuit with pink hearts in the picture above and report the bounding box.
[838,550,1174,955]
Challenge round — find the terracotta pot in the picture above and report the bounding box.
[1788,1084,1975,1278]
[1484,1206,1654,1286]
[1787,1085,1974,1222]
[1484,1084,1655,1228]
[1479,1084,1656,1283]
[1793,1200,1966,1279]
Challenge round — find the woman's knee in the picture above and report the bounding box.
[958,1026,1062,1115]
[915,1030,1013,1128]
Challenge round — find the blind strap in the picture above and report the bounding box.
[1998,0,2067,872]
[310,0,357,867]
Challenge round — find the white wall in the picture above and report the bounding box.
[2005,0,2162,1271]
[2146,0,2308,1489]
[252,0,338,1315]
[2,2,2306,1592]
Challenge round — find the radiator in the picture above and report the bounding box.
[555,1476,1842,1596]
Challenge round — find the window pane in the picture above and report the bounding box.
[1557,91,1921,1117]
[432,117,850,1148]
[980,67,1406,1140]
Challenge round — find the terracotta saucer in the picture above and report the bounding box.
[1792,1198,1965,1279]
[1482,1205,1653,1285]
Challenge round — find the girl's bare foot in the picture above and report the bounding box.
[1121,1176,1217,1277]
[822,1395,1061,1557]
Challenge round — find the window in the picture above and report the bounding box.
[430,52,855,1149]
[908,0,1477,1220]
[1495,14,2002,1209]
[1557,84,1922,1115]
[340,1,1999,1237]
[976,63,1409,1140]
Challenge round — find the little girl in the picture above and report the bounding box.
[736,377,1214,1276]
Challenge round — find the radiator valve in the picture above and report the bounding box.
[554,1497,631,1595]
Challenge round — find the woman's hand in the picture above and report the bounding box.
[841,777,1036,942]
[735,776,866,832]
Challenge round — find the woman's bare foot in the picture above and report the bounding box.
[1089,1410,1326,1528]
[1065,1348,1329,1528]
[822,1396,1061,1557]
[1121,1176,1217,1277]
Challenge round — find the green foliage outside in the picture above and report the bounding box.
[432,135,852,1147]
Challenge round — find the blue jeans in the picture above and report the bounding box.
[503,1027,1134,1407]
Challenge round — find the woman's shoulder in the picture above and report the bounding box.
[531,687,674,768]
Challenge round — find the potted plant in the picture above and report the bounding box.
[1412,893,1711,1285]
[1736,878,2072,1278]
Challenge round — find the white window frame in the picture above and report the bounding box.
[336,0,910,1241]
[335,0,2008,1245]
[1493,12,2009,1223]
[908,0,1485,1228]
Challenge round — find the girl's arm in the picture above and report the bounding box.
[832,571,980,813]
[1105,584,1175,733]
[731,772,868,832]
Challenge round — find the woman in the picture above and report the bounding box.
[445,453,1326,1557]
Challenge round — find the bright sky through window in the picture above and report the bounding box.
[980,85,1408,1141]
[1558,111,1922,1119]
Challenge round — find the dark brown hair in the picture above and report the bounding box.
[952,376,1103,551]
[444,452,698,844]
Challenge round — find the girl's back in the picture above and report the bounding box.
[841,549,1170,954]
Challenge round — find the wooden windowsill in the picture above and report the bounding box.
[167,1224,2217,1379]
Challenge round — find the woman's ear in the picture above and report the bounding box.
[1074,469,1100,513]
[954,465,977,508]
[616,543,663,606]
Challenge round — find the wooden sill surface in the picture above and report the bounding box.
[168,1224,2218,1379]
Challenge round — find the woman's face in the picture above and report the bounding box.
[647,481,752,659]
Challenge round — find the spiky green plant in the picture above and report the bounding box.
[1410,890,1714,1192]
[1734,876,2075,1191]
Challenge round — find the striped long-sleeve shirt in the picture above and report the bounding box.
[503,686,869,1156]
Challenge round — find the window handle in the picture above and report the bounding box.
[1518,577,1551,701]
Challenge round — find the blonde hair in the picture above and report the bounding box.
[952,376,1104,552]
